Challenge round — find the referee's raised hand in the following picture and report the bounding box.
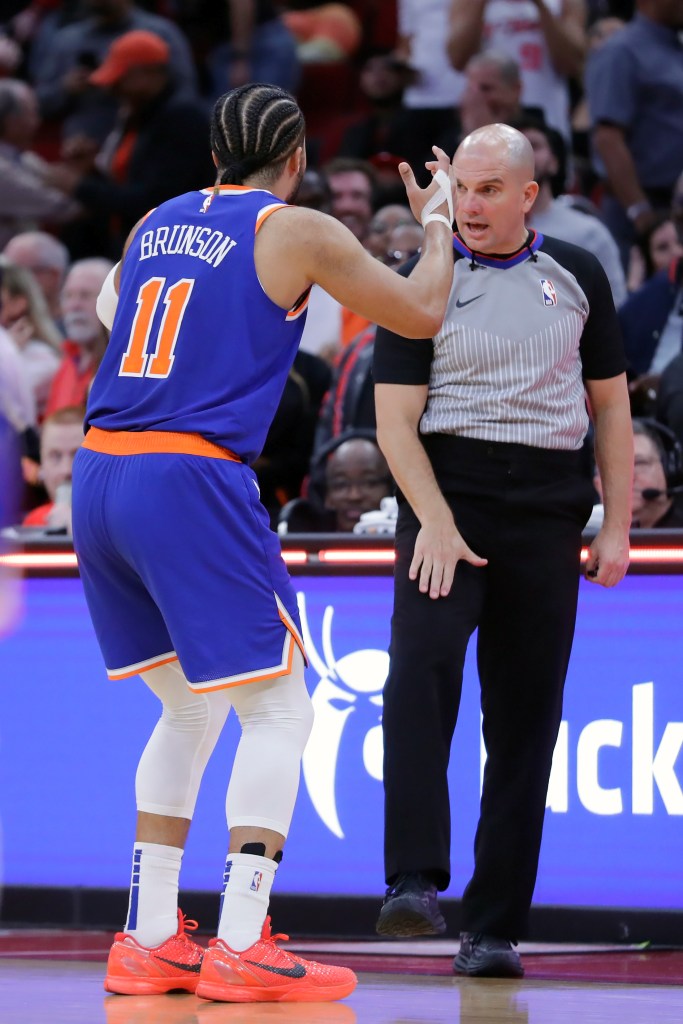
[399,146,454,229]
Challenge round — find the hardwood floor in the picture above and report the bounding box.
[1,960,682,1024]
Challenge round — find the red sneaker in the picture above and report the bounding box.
[104,910,204,995]
[196,917,357,1003]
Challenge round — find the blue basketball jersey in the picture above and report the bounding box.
[85,185,309,464]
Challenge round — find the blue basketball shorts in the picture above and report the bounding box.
[71,436,305,691]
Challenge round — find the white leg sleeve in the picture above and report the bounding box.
[136,660,231,818]
[226,648,313,838]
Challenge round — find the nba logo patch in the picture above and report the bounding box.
[540,279,557,306]
[200,194,214,214]
[250,871,263,892]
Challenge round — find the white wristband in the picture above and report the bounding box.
[420,168,454,227]
[422,213,453,230]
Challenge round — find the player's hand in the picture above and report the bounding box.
[410,515,487,599]
[584,526,630,588]
[400,146,454,227]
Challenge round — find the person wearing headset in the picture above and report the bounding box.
[593,418,683,529]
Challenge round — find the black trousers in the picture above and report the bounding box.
[382,435,595,939]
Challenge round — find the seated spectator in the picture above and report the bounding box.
[323,157,377,244]
[518,116,627,306]
[618,253,683,416]
[32,0,198,146]
[278,431,392,533]
[45,257,113,417]
[658,354,683,450]
[458,52,525,140]
[384,221,423,269]
[437,52,545,158]
[295,168,332,213]
[3,230,70,323]
[594,418,683,529]
[627,213,683,294]
[324,436,392,532]
[254,349,332,528]
[44,30,213,260]
[0,258,62,417]
[364,203,414,261]
[447,0,586,141]
[22,405,84,532]
[0,78,81,250]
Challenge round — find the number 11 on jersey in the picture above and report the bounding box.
[119,277,194,379]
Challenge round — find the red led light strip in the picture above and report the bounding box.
[282,551,307,564]
[2,547,683,570]
[318,549,396,564]
[0,552,79,569]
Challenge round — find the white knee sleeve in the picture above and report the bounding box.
[136,660,231,818]
[226,648,313,838]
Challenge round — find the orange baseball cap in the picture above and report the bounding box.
[90,30,170,86]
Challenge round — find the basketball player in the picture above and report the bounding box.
[71,83,455,1003]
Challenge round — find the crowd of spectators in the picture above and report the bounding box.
[1,0,682,537]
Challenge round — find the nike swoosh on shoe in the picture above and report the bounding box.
[244,960,306,978]
[156,956,202,973]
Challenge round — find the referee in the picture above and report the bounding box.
[373,124,633,979]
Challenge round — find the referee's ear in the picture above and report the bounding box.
[523,180,539,212]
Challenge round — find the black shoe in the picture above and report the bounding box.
[375,873,447,937]
[453,932,524,978]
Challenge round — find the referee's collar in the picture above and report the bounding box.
[453,229,543,270]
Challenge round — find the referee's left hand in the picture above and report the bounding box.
[584,526,630,588]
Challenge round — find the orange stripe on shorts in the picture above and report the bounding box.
[83,427,241,461]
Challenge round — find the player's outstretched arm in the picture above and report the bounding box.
[257,150,455,339]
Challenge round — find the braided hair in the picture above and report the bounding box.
[210,83,306,187]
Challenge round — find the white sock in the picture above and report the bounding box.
[217,852,277,951]
[124,842,183,947]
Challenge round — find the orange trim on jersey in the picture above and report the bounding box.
[200,184,261,194]
[278,606,307,663]
[286,289,310,321]
[108,653,179,680]
[255,203,289,233]
[83,427,241,461]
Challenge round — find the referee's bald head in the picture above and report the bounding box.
[456,124,535,182]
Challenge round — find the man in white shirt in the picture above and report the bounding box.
[447,0,587,140]
[520,117,627,306]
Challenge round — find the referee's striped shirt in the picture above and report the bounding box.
[373,231,627,460]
